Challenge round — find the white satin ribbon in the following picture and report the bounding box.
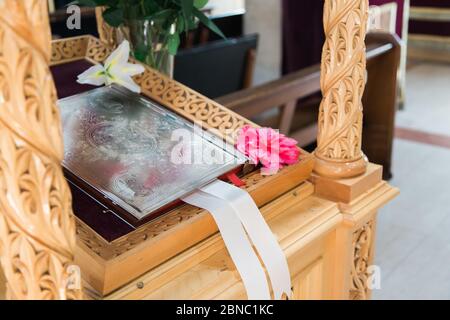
[201,180,292,300]
[183,180,292,300]
[183,190,271,300]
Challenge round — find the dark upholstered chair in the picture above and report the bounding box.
[174,34,258,99]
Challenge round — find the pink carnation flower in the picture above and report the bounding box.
[236,125,300,175]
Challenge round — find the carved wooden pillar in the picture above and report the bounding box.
[314,0,369,179]
[95,7,118,47]
[0,0,81,299]
[350,219,376,300]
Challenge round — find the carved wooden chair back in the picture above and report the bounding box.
[174,34,258,98]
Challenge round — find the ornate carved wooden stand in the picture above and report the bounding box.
[0,0,82,300]
[314,0,369,179]
[0,0,398,300]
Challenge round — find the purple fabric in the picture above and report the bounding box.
[411,0,450,8]
[51,60,97,98]
[68,180,134,242]
[282,0,325,74]
[410,20,450,37]
[282,0,404,74]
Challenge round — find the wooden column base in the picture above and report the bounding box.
[313,153,369,180]
[311,163,382,204]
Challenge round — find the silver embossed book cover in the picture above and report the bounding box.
[58,85,246,221]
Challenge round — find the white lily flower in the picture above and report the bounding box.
[77,40,145,93]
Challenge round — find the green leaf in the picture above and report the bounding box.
[143,0,159,15]
[177,15,186,33]
[133,43,149,63]
[147,9,175,22]
[193,7,225,39]
[168,33,180,55]
[194,0,208,9]
[125,3,141,20]
[180,0,194,33]
[103,7,124,27]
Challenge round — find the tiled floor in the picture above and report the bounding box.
[396,62,450,136]
[373,61,450,300]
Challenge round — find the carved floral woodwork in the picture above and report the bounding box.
[0,0,81,299]
[315,0,369,179]
[95,7,118,48]
[350,220,375,300]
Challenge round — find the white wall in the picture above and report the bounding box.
[244,0,282,85]
[205,0,282,85]
[206,0,245,16]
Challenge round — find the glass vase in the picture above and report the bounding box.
[119,19,174,77]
